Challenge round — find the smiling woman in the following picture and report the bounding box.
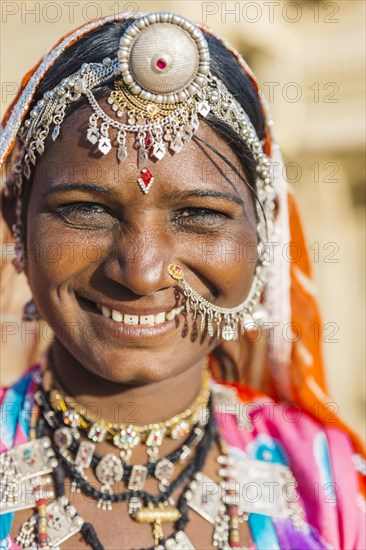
[0,11,365,550]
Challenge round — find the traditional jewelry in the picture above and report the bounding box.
[43,365,211,463]
[7,368,308,550]
[167,264,268,342]
[33,367,212,514]
[16,496,84,549]
[16,13,211,194]
[22,299,42,322]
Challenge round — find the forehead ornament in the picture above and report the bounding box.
[15,13,272,208]
[19,13,211,194]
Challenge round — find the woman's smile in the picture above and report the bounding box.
[78,295,186,340]
[97,303,185,324]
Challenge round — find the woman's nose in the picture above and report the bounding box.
[103,226,175,296]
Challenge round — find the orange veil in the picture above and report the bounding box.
[1,12,364,493]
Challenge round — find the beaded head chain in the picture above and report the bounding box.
[7,12,276,340]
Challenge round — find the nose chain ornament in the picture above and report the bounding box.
[167,263,268,341]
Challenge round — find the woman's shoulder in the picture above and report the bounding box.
[212,379,366,550]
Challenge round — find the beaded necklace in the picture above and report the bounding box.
[3,367,247,549]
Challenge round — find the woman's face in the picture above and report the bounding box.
[25,99,257,384]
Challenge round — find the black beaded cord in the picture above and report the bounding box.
[38,388,206,480]
[35,387,216,550]
[50,435,215,550]
[53,399,214,506]
[38,387,214,505]
[81,523,104,550]
[52,464,66,497]
[176,404,216,533]
[145,403,218,550]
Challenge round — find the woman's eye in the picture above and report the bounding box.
[174,207,228,225]
[55,202,113,227]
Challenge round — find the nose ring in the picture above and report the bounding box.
[167,264,265,341]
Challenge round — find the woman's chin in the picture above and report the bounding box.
[68,345,199,387]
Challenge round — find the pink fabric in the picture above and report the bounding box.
[214,395,366,549]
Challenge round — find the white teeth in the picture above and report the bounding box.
[97,304,183,324]
[154,312,166,324]
[112,309,123,322]
[140,315,155,325]
[124,314,139,325]
[101,306,111,318]
[165,309,177,321]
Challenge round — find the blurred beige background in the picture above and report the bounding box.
[1,0,365,438]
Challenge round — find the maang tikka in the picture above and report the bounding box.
[9,13,276,334]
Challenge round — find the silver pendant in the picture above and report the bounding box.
[164,530,195,549]
[231,455,291,518]
[74,441,95,470]
[95,454,123,511]
[0,476,54,514]
[117,144,128,162]
[46,498,84,546]
[128,465,147,491]
[146,427,165,462]
[152,141,166,160]
[186,473,223,524]
[0,437,57,482]
[170,136,183,153]
[154,459,174,491]
[86,126,99,145]
[128,496,142,515]
[98,136,112,154]
[17,497,83,548]
[71,441,95,493]
[96,454,123,485]
[53,427,73,451]
[138,146,148,166]
[51,125,60,141]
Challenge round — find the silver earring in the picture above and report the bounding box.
[22,299,41,322]
[167,264,266,341]
[11,188,26,273]
[12,222,26,273]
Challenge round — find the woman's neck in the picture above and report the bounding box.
[49,341,208,426]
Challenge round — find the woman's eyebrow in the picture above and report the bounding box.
[43,183,244,206]
[43,182,110,196]
[168,188,243,206]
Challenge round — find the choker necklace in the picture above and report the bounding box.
[43,364,211,464]
[36,386,209,504]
